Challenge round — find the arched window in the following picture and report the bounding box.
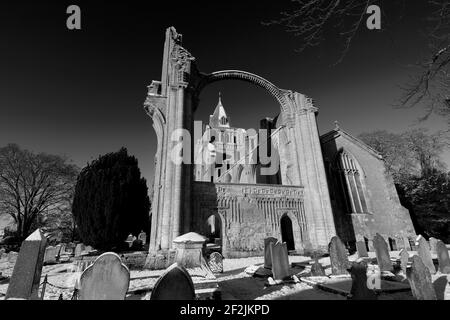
[335,151,369,213]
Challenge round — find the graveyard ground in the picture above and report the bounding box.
[2,251,448,300]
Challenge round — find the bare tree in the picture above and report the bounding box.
[265,1,450,121]
[0,144,79,241]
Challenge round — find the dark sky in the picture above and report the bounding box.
[1,0,449,185]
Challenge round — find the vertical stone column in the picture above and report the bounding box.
[282,92,336,250]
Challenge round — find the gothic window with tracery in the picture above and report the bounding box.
[335,151,369,213]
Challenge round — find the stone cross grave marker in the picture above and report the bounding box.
[264,237,277,269]
[399,248,410,274]
[78,252,130,300]
[208,252,223,274]
[407,255,437,300]
[417,235,436,274]
[436,240,450,274]
[348,261,377,300]
[270,241,290,280]
[356,240,369,258]
[5,229,47,300]
[328,236,350,275]
[373,233,393,272]
[429,237,438,254]
[138,231,147,245]
[150,263,196,300]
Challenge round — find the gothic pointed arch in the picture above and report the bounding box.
[333,149,370,214]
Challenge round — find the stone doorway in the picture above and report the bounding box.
[205,214,222,253]
[280,215,295,251]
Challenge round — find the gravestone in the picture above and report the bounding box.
[311,258,326,277]
[79,252,130,300]
[208,252,223,274]
[85,245,93,252]
[429,237,438,254]
[356,241,368,258]
[74,243,85,257]
[399,248,409,274]
[270,241,290,280]
[417,235,436,274]
[173,232,206,268]
[125,234,136,248]
[138,231,147,245]
[44,246,59,264]
[5,229,47,300]
[436,240,450,274]
[264,237,277,269]
[348,261,377,300]
[328,236,350,275]
[59,243,67,254]
[407,255,437,300]
[373,233,393,272]
[150,263,196,300]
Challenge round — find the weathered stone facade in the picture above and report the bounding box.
[143,27,415,267]
[321,127,416,251]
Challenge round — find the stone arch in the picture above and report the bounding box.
[280,212,303,253]
[197,70,290,113]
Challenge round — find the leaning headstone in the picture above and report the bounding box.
[436,240,450,274]
[150,263,196,300]
[138,231,147,245]
[356,241,368,258]
[264,237,277,269]
[429,237,438,254]
[328,236,350,275]
[311,258,326,277]
[208,252,223,274]
[417,235,436,274]
[270,241,290,280]
[407,255,437,300]
[5,229,47,300]
[399,248,410,274]
[373,233,393,272]
[78,252,130,300]
[348,261,377,300]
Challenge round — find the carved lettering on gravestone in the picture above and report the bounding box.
[399,248,409,274]
[150,263,196,300]
[435,240,450,274]
[208,252,223,274]
[348,261,377,300]
[5,229,47,300]
[79,252,130,300]
[270,242,290,280]
[407,255,437,300]
[328,236,350,275]
[373,233,393,272]
[264,237,277,269]
[417,235,436,274]
[356,241,369,258]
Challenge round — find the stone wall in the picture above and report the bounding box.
[321,129,416,248]
[192,182,308,258]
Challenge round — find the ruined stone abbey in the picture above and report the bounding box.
[144,27,416,265]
